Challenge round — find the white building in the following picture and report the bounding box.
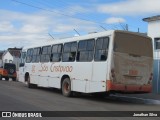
[0,51,4,67]
[2,48,22,70]
[143,15,160,94]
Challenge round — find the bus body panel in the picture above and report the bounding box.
[68,62,92,93]
[18,30,153,95]
[107,31,153,93]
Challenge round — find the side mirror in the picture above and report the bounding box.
[19,63,25,67]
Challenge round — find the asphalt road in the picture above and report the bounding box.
[0,80,160,120]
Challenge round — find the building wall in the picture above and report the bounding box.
[2,52,13,65]
[148,20,160,39]
[147,20,160,94]
[13,56,20,70]
[2,51,21,71]
[0,59,2,67]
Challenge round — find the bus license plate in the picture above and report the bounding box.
[129,70,138,76]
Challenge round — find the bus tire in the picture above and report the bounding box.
[26,75,35,88]
[62,78,72,97]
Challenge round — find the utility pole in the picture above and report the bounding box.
[126,24,128,31]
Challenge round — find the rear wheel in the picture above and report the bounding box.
[62,78,72,97]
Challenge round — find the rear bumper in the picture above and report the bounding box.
[7,74,16,78]
[107,80,152,93]
[0,74,8,77]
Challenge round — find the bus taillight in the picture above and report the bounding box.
[148,73,153,84]
[111,69,116,79]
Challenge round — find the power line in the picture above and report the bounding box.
[11,0,141,32]
[11,0,99,25]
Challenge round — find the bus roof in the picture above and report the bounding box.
[23,30,151,50]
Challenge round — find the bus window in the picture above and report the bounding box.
[77,39,94,62]
[40,46,51,62]
[94,37,109,61]
[51,44,62,62]
[114,32,153,57]
[26,49,33,63]
[62,42,77,62]
[32,47,41,63]
[21,52,26,64]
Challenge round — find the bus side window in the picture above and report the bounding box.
[62,42,77,62]
[26,49,33,63]
[95,37,109,61]
[32,47,41,63]
[40,46,51,62]
[77,39,95,62]
[51,44,62,62]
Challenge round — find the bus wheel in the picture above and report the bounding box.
[62,78,72,97]
[26,76,35,88]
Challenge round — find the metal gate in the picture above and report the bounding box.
[153,59,160,93]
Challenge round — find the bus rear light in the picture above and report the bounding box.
[148,73,153,84]
[149,73,153,81]
[111,69,116,79]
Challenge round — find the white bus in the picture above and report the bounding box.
[19,30,153,97]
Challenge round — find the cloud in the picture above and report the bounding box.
[97,0,160,16]
[105,17,126,24]
[0,21,14,32]
[0,9,99,50]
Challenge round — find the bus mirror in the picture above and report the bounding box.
[19,63,25,67]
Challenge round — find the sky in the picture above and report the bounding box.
[0,0,160,50]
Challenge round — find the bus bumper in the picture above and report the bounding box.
[106,80,152,93]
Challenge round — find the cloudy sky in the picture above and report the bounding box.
[0,0,160,50]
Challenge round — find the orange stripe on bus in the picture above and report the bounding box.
[106,80,151,92]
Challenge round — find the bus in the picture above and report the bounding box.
[19,30,153,97]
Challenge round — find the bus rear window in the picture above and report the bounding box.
[114,32,153,57]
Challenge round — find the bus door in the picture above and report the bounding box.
[91,37,110,92]
[69,40,94,93]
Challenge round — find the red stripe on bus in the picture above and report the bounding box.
[106,80,152,93]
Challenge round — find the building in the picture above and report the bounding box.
[2,47,22,70]
[143,15,160,94]
[0,51,4,67]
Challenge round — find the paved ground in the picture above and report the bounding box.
[0,80,160,120]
